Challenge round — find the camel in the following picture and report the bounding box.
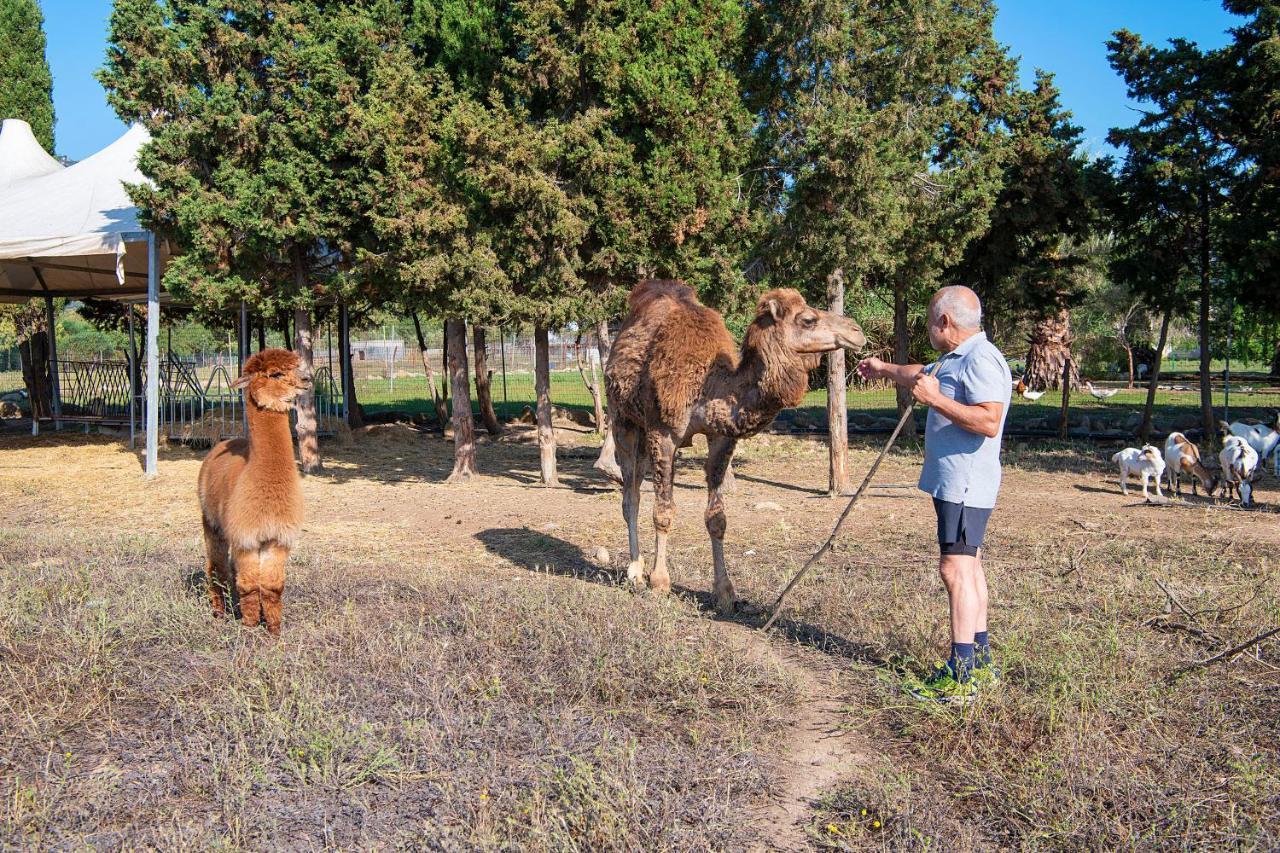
[605,279,866,614]
[198,348,311,635]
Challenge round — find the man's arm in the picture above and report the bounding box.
[856,357,925,388]
[911,373,1003,438]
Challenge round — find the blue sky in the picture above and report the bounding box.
[38,0,1246,161]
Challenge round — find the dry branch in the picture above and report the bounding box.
[1172,625,1280,677]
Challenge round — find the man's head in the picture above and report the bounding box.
[927,286,983,353]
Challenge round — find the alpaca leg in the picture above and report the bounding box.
[705,436,737,615]
[233,546,263,630]
[648,431,678,595]
[202,518,232,618]
[615,423,646,588]
[258,543,289,636]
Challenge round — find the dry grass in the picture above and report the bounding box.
[1,425,1279,848]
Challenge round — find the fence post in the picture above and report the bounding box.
[500,329,508,403]
[1058,356,1072,439]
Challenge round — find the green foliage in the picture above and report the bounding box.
[0,0,54,151]
[99,0,408,313]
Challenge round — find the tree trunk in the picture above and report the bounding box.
[827,269,848,496]
[445,318,477,481]
[292,307,322,474]
[1124,343,1135,389]
[534,325,559,486]
[1024,308,1079,391]
[473,325,504,436]
[339,302,364,429]
[1197,221,1215,441]
[1271,341,1280,378]
[257,322,266,352]
[19,328,52,420]
[279,312,291,350]
[1140,305,1173,443]
[893,274,912,417]
[1058,356,1073,439]
[410,311,448,430]
[575,330,605,434]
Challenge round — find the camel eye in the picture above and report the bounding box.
[800,315,818,329]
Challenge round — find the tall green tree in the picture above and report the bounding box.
[100,0,404,472]
[0,0,54,150]
[0,0,56,419]
[1107,30,1234,440]
[953,72,1096,392]
[1219,1,1280,374]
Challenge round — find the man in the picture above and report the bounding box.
[857,285,1011,702]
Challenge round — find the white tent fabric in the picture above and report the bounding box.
[0,118,64,190]
[0,123,158,300]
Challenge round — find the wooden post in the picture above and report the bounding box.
[827,270,849,495]
[145,232,160,477]
[1058,355,1072,439]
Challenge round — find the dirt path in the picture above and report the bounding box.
[716,620,879,851]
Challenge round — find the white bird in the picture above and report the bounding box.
[1083,381,1119,401]
[1015,377,1046,401]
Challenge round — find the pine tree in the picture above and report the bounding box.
[0,0,54,151]
[100,0,406,473]
[1107,30,1234,440]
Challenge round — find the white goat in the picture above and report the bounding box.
[1163,432,1218,498]
[1219,435,1260,507]
[1220,415,1280,476]
[1112,445,1166,500]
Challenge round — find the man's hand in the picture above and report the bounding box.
[912,372,943,407]
[856,357,886,381]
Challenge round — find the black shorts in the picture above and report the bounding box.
[933,498,992,557]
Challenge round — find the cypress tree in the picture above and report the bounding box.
[0,0,54,151]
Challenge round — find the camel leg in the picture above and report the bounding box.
[614,423,646,588]
[594,426,624,484]
[705,435,737,615]
[258,542,289,637]
[202,518,232,618]
[648,430,678,595]
[232,546,263,630]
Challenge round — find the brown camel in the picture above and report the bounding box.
[198,348,311,635]
[605,279,866,614]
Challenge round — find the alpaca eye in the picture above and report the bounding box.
[270,372,284,379]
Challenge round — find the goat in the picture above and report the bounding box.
[1219,435,1260,507]
[1111,445,1166,500]
[1162,432,1218,498]
[1219,416,1280,476]
[198,348,311,635]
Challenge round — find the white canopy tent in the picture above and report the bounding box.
[0,121,165,476]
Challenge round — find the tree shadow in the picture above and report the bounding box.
[473,526,884,666]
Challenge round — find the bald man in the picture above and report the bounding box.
[857,286,1011,703]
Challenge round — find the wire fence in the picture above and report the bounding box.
[4,332,1279,441]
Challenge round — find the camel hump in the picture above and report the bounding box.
[627,278,698,312]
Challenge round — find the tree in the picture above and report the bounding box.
[100,0,406,473]
[1107,30,1234,440]
[1219,2,1280,374]
[0,0,55,419]
[953,72,1096,393]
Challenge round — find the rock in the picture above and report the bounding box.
[849,412,875,428]
[1122,412,1143,431]
[516,405,536,424]
[542,522,560,532]
[592,546,611,566]
[753,501,784,512]
[0,400,20,419]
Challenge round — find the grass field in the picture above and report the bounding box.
[2,421,1278,848]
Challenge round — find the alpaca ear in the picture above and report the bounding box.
[230,373,254,390]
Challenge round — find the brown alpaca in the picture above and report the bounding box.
[605,279,866,614]
[198,348,311,635]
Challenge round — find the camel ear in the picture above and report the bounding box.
[760,297,785,323]
[230,373,254,390]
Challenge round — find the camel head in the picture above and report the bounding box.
[232,348,312,412]
[747,288,867,369]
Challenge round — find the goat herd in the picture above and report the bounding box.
[1112,416,1280,507]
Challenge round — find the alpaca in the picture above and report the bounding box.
[198,348,311,634]
[605,279,866,614]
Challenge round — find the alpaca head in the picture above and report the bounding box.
[232,348,312,412]
[745,288,867,370]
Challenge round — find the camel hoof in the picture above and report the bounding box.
[626,560,647,590]
[649,571,672,595]
[714,588,737,616]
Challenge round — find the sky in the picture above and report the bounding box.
[36,0,1247,162]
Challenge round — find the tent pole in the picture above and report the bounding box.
[145,232,160,477]
[45,294,61,429]
[128,304,136,449]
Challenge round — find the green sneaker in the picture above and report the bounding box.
[971,663,1002,688]
[903,663,978,705]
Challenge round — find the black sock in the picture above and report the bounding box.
[948,642,976,681]
[974,631,991,666]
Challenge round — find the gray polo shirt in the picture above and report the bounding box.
[919,331,1011,509]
